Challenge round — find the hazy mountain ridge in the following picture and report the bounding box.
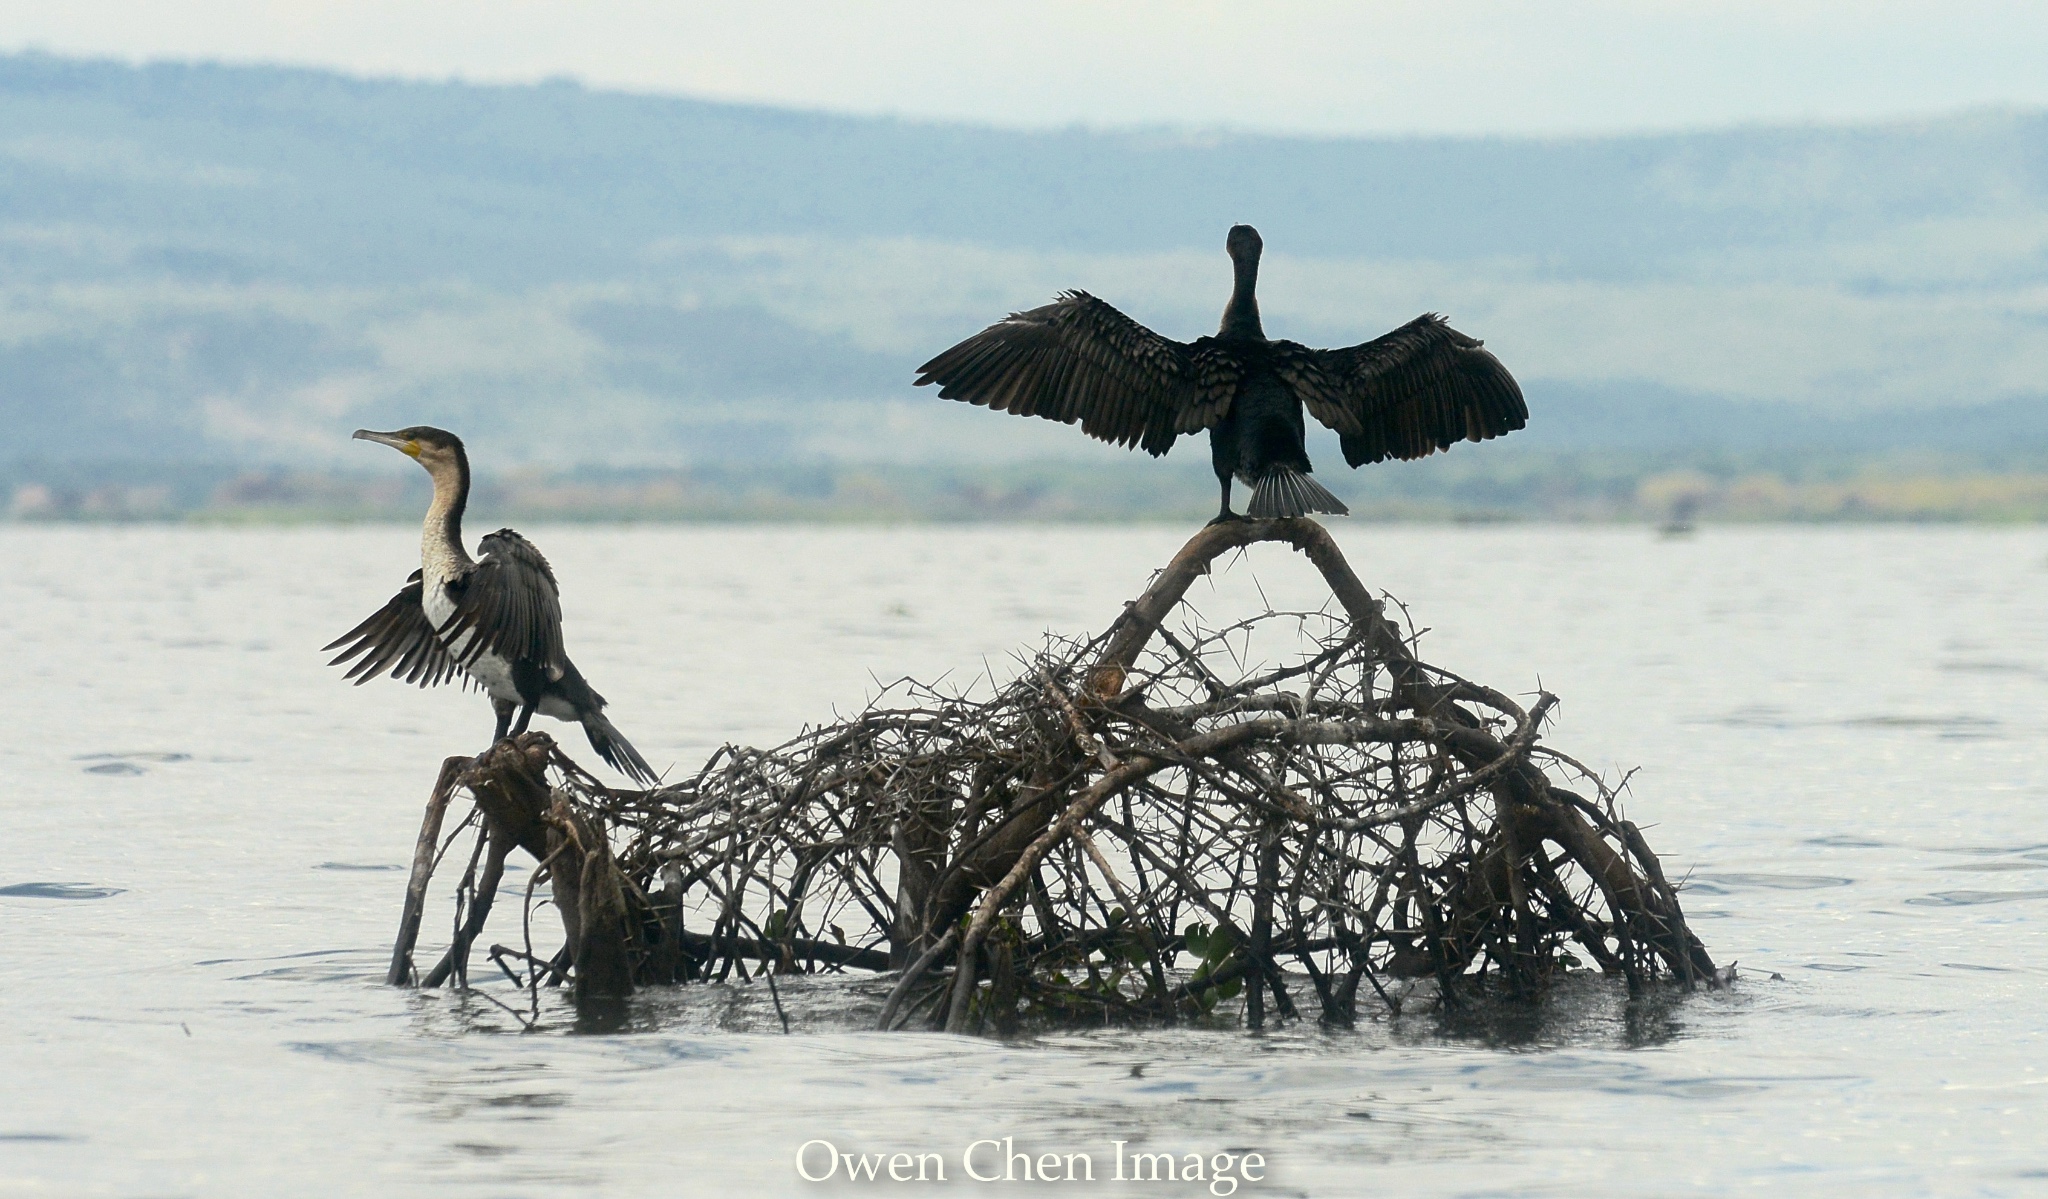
[3,52,2046,490]
[9,53,2048,282]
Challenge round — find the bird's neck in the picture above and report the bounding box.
[1220,253,1265,340]
[419,451,473,581]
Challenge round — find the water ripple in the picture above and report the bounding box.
[0,882,126,900]
[1684,873,1854,894]
[1937,659,2047,676]
[1907,889,2048,907]
[73,751,192,777]
[1694,709,2002,738]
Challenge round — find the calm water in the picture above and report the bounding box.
[3,523,2045,1197]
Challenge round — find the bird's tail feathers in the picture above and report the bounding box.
[1248,465,1349,519]
[581,710,659,788]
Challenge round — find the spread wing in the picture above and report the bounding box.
[1278,314,1527,466]
[323,571,465,688]
[436,529,567,681]
[914,291,1240,456]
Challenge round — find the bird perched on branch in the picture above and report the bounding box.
[324,426,658,786]
[915,224,1527,522]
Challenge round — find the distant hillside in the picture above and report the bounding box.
[2,52,2046,478]
[9,53,2048,282]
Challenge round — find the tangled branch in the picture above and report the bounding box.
[386,518,1718,1031]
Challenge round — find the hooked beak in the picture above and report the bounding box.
[353,428,420,458]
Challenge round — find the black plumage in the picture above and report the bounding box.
[915,224,1527,521]
[324,426,658,786]
[433,530,567,683]
[326,571,459,689]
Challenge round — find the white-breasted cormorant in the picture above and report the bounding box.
[915,224,1527,521]
[324,426,658,785]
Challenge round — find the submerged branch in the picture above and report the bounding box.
[387,518,1715,1028]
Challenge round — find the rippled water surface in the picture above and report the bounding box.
[4,523,2046,1197]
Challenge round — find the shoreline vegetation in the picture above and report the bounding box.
[12,451,2048,524]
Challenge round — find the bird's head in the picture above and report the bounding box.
[1227,224,1264,263]
[353,426,467,481]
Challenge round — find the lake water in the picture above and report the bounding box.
[3,523,2045,1197]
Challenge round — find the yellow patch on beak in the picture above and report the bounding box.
[402,441,422,459]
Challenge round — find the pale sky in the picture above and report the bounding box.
[4,0,2047,136]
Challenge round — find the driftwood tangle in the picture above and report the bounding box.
[387,518,1717,1030]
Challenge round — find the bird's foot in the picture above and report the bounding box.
[1205,511,1250,527]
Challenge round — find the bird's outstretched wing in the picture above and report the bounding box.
[1276,314,1526,466]
[914,291,1240,456]
[323,571,466,688]
[438,530,567,680]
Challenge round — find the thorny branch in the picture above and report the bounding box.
[392,518,1719,1031]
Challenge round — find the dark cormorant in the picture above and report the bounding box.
[324,426,658,786]
[915,224,1527,521]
